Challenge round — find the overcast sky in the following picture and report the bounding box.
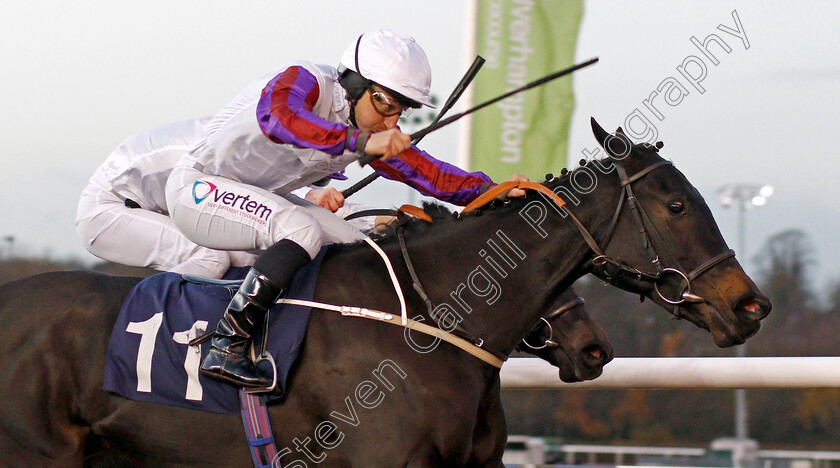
[2,1,838,296]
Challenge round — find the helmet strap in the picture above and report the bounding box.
[341,35,368,128]
[350,34,363,128]
[348,98,359,128]
[354,34,363,75]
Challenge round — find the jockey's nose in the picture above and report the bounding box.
[383,114,401,129]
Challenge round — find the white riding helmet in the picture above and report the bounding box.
[339,29,435,108]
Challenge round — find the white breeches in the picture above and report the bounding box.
[165,167,367,260]
[76,184,257,278]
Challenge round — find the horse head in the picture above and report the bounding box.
[517,288,613,382]
[585,117,771,347]
[379,119,770,365]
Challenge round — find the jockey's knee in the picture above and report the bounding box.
[75,213,118,259]
[169,248,232,279]
[75,217,97,251]
[273,209,323,260]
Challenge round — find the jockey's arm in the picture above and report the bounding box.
[256,65,365,156]
[369,147,529,206]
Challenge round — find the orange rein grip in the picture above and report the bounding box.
[398,204,434,223]
[461,181,565,214]
[397,181,566,223]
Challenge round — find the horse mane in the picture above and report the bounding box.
[373,157,611,241]
[403,136,666,225]
[344,136,664,249]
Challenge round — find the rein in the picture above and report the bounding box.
[519,296,585,350]
[272,219,506,367]
[347,207,507,364]
[331,157,734,365]
[461,180,565,214]
[456,159,734,318]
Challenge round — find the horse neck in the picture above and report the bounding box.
[396,178,620,357]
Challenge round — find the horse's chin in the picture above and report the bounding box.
[682,302,760,348]
[704,305,762,348]
[558,368,580,383]
[709,318,760,348]
[558,365,604,383]
[556,356,580,382]
[711,331,741,348]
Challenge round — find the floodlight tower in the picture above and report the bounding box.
[717,184,773,456]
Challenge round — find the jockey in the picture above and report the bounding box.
[164,29,528,390]
[76,119,381,279]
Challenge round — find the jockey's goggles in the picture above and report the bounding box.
[369,84,414,117]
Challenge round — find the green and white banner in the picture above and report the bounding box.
[469,0,583,181]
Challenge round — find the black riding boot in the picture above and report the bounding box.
[200,240,311,389]
[199,268,283,388]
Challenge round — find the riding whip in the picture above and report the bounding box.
[342,55,486,198]
[355,57,599,168]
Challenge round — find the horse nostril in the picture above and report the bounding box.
[741,298,759,313]
[581,344,607,366]
[735,295,771,321]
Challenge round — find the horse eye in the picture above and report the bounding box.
[669,201,684,213]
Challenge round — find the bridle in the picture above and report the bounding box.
[343,151,735,360]
[555,156,735,317]
[519,296,586,350]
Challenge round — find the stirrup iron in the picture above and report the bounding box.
[245,308,278,393]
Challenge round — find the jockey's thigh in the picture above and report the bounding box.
[76,185,232,278]
[284,192,369,246]
[167,168,365,259]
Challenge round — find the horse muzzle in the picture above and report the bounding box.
[734,293,772,324]
[566,341,614,382]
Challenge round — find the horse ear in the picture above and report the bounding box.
[591,117,609,147]
[591,118,633,159]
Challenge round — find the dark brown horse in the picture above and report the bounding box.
[516,292,611,383]
[0,119,769,467]
[0,276,609,468]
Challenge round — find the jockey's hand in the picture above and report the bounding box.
[364,129,412,161]
[305,187,345,212]
[374,215,398,234]
[501,173,530,199]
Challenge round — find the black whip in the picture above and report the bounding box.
[355,57,599,168]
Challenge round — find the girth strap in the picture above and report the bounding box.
[239,390,279,468]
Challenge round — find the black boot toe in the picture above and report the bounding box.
[200,346,273,389]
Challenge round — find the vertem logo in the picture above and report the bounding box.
[191,180,273,222]
[192,180,217,204]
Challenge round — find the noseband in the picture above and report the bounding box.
[556,159,735,317]
[520,296,585,350]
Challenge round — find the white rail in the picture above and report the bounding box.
[499,357,840,389]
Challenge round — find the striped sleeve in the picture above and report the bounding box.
[256,66,361,156]
[370,147,496,206]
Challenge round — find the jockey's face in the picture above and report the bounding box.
[354,89,402,133]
